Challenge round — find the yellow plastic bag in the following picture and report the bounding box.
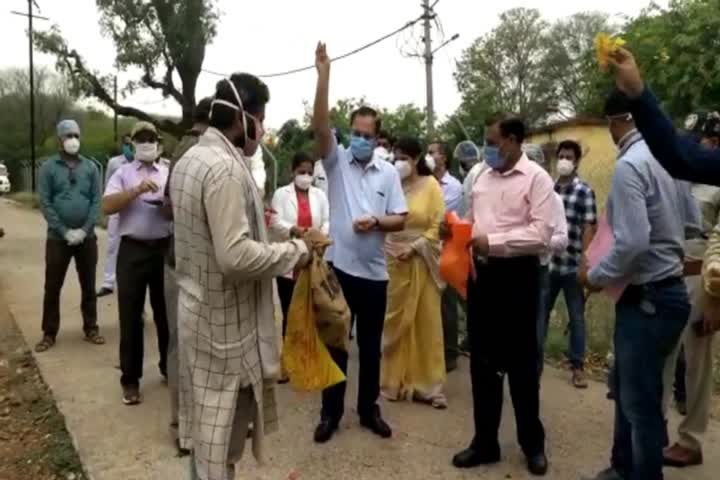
[281,267,346,391]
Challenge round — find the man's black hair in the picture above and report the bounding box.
[429,140,451,158]
[291,151,314,171]
[499,117,527,143]
[604,89,633,118]
[378,129,394,143]
[557,139,582,162]
[350,106,382,134]
[209,73,270,131]
[194,97,213,124]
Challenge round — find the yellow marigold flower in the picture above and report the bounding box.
[595,33,627,72]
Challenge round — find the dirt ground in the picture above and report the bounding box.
[2,199,720,480]
[0,290,87,480]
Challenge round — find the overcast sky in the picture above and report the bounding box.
[0,0,662,129]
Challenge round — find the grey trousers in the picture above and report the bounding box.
[164,265,180,436]
[662,275,716,452]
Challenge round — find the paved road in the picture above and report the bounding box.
[1,200,719,480]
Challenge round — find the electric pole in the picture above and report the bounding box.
[11,1,48,193]
[422,0,435,137]
[113,75,118,143]
[419,0,459,138]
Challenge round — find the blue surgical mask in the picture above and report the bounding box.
[122,144,133,161]
[484,145,504,170]
[350,135,375,162]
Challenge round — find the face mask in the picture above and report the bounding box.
[122,144,133,160]
[484,146,505,170]
[394,160,412,179]
[294,173,313,190]
[63,138,80,155]
[374,146,391,162]
[350,135,375,162]
[425,154,437,172]
[134,142,158,163]
[556,159,575,177]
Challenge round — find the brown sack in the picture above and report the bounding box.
[310,246,350,352]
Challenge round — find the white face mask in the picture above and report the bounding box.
[294,173,313,191]
[374,146,391,162]
[556,159,575,177]
[134,142,158,163]
[63,138,80,155]
[425,154,437,172]
[395,160,412,179]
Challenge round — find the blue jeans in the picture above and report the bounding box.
[541,272,587,370]
[611,279,689,480]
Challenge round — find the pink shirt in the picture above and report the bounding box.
[469,154,556,257]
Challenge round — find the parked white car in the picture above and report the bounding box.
[0,164,10,194]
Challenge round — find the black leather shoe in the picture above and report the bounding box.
[313,419,338,443]
[527,452,548,476]
[452,446,501,468]
[359,407,392,438]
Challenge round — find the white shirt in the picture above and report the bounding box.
[541,193,569,266]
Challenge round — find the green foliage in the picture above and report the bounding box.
[0,68,74,184]
[544,12,618,116]
[623,0,720,118]
[452,9,616,132]
[455,8,555,126]
[34,0,220,137]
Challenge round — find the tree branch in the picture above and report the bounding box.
[60,47,184,137]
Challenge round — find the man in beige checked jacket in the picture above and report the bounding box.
[171,73,319,480]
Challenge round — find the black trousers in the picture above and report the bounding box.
[467,256,545,456]
[321,266,387,421]
[42,237,98,338]
[117,236,170,387]
[276,276,295,338]
[442,286,460,366]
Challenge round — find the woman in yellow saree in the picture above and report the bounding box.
[381,137,447,409]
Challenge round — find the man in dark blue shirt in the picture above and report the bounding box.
[609,48,720,184]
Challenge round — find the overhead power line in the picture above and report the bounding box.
[202,14,424,79]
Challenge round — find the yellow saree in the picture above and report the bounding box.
[381,176,447,407]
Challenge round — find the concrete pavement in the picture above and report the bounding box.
[1,199,719,480]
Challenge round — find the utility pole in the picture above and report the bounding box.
[11,1,48,193]
[419,0,458,138]
[113,75,118,143]
[422,0,435,137]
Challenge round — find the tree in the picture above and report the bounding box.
[380,104,427,141]
[543,12,618,116]
[623,0,720,118]
[0,67,75,184]
[454,8,556,126]
[34,0,219,137]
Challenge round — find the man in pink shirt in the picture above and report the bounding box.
[452,114,556,477]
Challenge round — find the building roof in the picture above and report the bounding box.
[530,116,606,135]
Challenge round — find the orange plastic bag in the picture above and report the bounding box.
[439,212,472,299]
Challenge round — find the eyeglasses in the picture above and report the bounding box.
[351,130,374,141]
[64,133,80,139]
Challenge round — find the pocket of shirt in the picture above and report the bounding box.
[496,191,528,223]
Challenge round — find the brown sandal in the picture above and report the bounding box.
[35,336,55,352]
[84,331,106,345]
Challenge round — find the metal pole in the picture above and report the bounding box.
[28,0,36,193]
[423,0,435,137]
[113,75,118,143]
